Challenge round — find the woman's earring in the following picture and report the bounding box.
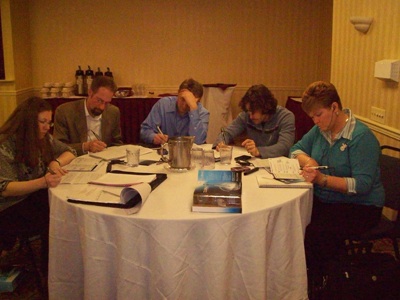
[335,111,339,116]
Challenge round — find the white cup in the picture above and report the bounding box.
[219,146,233,165]
[126,146,140,167]
[191,148,204,169]
[202,150,215,169]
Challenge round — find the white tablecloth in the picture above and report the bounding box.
[48,146,312,300]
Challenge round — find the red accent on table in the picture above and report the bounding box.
[285,96,314,142]
[47,97,160,144]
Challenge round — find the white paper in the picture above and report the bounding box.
[88,173,156,187]
[63,156,103,171]
[250,158,270,168]
[89,145,153,161]
[268,157,304,180]
[61,172,104,184]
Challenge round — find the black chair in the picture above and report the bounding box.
[347,145,400,259]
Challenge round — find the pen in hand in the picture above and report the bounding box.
[91,130,102,141]
[221,127,227,145]
[300,166,329,170]
[47,167,56,175]
[156,125,164,137]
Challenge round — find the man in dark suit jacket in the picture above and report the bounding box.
[53,76,123,156]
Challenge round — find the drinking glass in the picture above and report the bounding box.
[202,150,215,169]
[219,146,233,165]
[126,146,140,167]
[191,148,204,169]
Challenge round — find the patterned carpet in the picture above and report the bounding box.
[0,237,398,299]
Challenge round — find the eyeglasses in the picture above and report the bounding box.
[95,97,111,105]
[38,119,54,127]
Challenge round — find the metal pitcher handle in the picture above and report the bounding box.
[160,143,168,162]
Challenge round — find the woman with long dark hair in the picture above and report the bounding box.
[0,97,76,260]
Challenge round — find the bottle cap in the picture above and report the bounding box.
[105,67,113,78]
[75,65,84,76]
[85,65,94,76]
[95,67,103,77]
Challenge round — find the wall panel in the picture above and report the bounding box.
[332,0,400,151]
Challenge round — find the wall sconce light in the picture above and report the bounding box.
[350,17,373,33]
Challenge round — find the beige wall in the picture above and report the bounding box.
[0,0,32,123]
[25,0,332,115]
[332,0,400,151]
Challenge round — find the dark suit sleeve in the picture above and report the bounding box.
[53,102,86,156]
[108,105,123,146]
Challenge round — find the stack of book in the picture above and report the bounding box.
[192,170,242,213]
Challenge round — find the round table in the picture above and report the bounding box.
[48,145,312,300]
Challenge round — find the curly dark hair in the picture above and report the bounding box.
[0,97,54,168]
[239,84,277,115]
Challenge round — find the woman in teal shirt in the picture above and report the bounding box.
[290,81,384,280]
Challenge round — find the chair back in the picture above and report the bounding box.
[380,145,400,211]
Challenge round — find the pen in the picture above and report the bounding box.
[91,130,102,141]
[244,167,260,176]
[221,127,227,145]
[156,125,165,137]
[47,167,56,175]
[300,166,329,170]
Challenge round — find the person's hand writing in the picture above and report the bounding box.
[48,161,68,176]
[153,133,169,145]
[88,140,107,152]
[44,172,62,188]
[242,139,260,157]
[179,89,198,110]
[300,166,318,183]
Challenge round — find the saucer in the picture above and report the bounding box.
[164,164,195,173]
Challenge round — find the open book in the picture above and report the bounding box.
[268,156,304,180]
[67,183,151,213]
[67,172,167,213]
[256,173,312,188]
